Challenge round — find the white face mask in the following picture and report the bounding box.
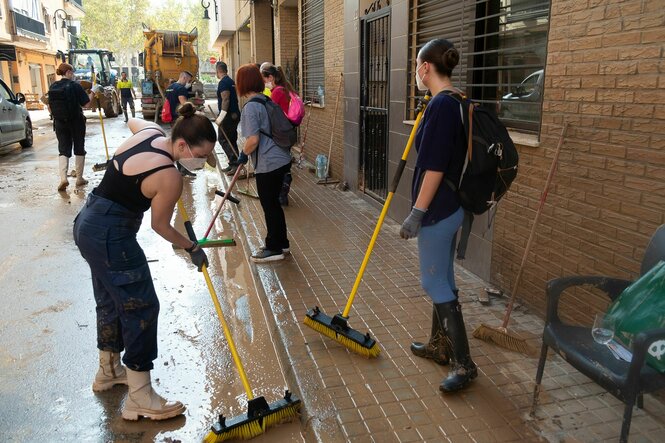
[178,145,207,171]
[415,63,427,92]
[185,82,192,89]
[265,81,274,90]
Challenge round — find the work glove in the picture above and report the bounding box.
[400,207,427,239]
[186,241,209,271]
[237,152,249,165]
[215,109,227,126]
[415,93,431,116]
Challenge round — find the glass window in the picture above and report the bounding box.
[0,81,12,100]
[408,0,550,133]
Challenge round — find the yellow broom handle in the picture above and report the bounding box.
[342,98,429,317]
[176,200,254,399]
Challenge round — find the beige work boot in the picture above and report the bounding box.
[92,350,128,392]
[75,155,88,186]
[122,369,185,421]
[57,156,69,191]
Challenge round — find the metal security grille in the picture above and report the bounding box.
[408,0,550,133]
[302,0,324,104]
[360,10,391,201]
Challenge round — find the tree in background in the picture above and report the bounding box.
[81,0,216,80]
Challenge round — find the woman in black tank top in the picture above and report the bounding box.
[72,103,216,421]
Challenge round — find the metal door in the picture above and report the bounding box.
[360,9,390,201]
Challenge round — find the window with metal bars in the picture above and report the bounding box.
[302,0,325,105]
[407,0,549,133]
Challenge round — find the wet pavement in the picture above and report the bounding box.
[0,110,303,442]
[2,107,664,443]
[220,155,665,441]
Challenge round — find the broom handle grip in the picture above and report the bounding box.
[178,199,255,399]
[342,99,430,317]
[502,123,568,328]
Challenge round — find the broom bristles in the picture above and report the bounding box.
[473,323,535,356]
[303,315,381,358]
[203,403,300,442]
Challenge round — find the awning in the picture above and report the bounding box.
[0,45,17,62]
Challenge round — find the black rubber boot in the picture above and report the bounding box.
[410,304,449,365]
[437,300,478,393]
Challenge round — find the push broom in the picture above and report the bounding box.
[177,200,301,441]
[473,122,569,355]
[304,95,432,358]
[89,67,111,172]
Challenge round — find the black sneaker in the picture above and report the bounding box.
[260,245,290,255]
[251,249,285,263]
[221,164,233,173]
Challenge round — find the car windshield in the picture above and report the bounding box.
[520,72,541,95]
[72,53,103,73]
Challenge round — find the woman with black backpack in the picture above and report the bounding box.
[235,64,292,263]
[399,39,478,393]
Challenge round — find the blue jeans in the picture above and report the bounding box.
[73,193,159,371]
[417,207,464,304]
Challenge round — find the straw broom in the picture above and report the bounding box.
[473,123,569,355]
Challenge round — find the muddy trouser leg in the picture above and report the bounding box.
[91,274,124,353]
[219,113,239,164]
[55,119,74,158]
[72,116,87,157]
[129,97,135,117]
[121,97,129,121]
[279,164,293,206]
[255,163,290,251]
[73,194,158,372]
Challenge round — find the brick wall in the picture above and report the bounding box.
[299,0,345,180]
[491,0,665,323]
[252,0,274,63]
[274,6,299,68]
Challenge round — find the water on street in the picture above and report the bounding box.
[0,109,304,442]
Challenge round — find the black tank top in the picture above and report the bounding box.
[94,133,175,213]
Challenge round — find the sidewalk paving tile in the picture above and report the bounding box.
[220,163,665,442]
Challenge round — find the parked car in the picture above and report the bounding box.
[0,78,33,150]
[498,69,544,127]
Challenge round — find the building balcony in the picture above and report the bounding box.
[12,11,47,42]
[211,0,237,47]
[64,0,85,19]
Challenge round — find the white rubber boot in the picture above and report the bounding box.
[57,156,69,191]
[92,350,128,392]
[75,155,88,186]
[122,369,185,421]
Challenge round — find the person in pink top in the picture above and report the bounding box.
[260,62,296,206]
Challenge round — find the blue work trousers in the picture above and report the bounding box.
[73,193,159,371]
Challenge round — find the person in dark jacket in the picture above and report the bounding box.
[73,103,215,421]
[400,39,477,393]
[48,63,93,191]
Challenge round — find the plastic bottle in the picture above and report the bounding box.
[316,154,327,179]
[317,85,325,107]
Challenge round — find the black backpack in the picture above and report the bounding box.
[443,91,519,258]
[248,95,297,150]
[444,91,518,214]
[48,80,80,122]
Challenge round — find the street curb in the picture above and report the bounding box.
[213,156,346,443]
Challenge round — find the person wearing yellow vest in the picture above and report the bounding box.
[116,72,136,123]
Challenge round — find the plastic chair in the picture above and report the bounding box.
[531,224,665,443]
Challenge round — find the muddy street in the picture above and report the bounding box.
[0,111,303,442]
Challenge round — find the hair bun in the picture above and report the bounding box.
[443,48,460,70]
[177,102,196,118]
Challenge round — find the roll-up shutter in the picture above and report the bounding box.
[302,0,325,105]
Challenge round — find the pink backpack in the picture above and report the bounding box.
[286,91,305,126]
